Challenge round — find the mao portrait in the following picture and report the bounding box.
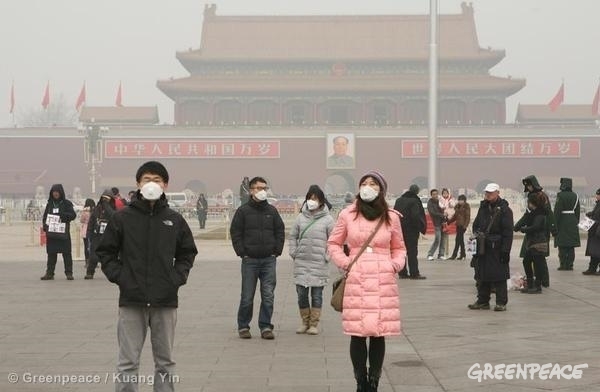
[327,134,355,169]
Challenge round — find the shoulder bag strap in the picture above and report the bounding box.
[346,216,385,272]
[571,194,579,213]
[298,216,323,242]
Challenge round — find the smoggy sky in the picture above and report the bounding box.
[1,0,599,126]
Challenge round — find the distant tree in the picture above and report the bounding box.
[17,94,78,127]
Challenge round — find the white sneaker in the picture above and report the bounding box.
[427,256,434,261]
[438,256,447,260]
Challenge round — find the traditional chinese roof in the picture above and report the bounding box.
[79,106,159,125]
[515,104,599,125]
[157,74,525,99]
[177,3,504,70]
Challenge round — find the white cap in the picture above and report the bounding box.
[484,183,500,193]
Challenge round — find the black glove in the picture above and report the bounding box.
[500,252,510,264]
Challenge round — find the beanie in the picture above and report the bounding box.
[360,170,388,195]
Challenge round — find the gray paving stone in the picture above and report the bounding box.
[1,222,599,391]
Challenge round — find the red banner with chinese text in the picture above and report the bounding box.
[401,139,580,158]
[105,140,280,159]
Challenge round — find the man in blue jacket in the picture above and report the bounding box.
[230,176,285,340]
[97,161,197,392]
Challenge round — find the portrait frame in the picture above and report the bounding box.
[326,133,356,169]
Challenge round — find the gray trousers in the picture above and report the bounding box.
[116,307,177,392]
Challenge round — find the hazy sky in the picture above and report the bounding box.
[2,0,599,127]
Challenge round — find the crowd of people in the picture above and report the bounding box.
[37,163,600,392]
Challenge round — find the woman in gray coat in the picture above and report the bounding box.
[289,185,335,335]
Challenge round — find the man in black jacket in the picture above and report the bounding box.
[468,183,514,312]
[97,161,198,392]
[230,176,285,340]
[394,184,427,279]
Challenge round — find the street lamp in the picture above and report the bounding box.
[79,118,107,195]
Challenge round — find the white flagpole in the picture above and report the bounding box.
[428,0,439,191]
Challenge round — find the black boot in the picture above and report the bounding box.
[354,368,368,392]
[368,368,382,392]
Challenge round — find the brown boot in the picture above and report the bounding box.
[307,308,321,335]
[40,273,54,280]
[296,308,310,334]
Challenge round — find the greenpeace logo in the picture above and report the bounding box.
[468,363,588,382]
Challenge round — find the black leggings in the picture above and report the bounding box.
[350,336,385,371]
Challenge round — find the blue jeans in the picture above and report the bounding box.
[296,285,324,309]
[427,226,447,258]
[237,256,276,331]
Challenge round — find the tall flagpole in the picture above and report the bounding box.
[428,0,439,191]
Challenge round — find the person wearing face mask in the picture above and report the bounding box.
[96,161,198,392]
[327,171,406,392]
[288,185,335,335]
[230,176,285,340]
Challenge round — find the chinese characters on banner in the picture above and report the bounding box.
[401,139,580,158]
[104,140,280,159]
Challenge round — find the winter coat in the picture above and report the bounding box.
[87,201,116,267]
[520,175,557,256]
[448,202,471,229]
[472,197,514,282]
[585,200,600,258]
[393,191,426,237]
[42,184,76,254]
[288,204,335,287]
[97,195,198,308]
[515,208,549,256]
[327,202,406,337]
[230,198,285,258]
[553,180,581,248]
[427,198,445,227]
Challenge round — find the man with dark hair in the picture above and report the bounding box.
[230,176,285,340]
[97,160,197,391]
[394,184,427,279]
[426,189,446,260]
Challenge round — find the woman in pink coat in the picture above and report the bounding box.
[327,171,406,392]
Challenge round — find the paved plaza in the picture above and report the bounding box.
[0,220,599,391]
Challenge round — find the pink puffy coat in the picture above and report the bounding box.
[327,204,406,337]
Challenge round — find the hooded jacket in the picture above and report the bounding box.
[97,194,198,307]
[520,175,557,256]
[553,177,581,248]
[288,203,335,287]
[42,184,76,254]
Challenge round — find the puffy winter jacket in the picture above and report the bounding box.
[97,196,197,308]
[230,198,285,258]
[288,204,335,287]
[327,203,406,337]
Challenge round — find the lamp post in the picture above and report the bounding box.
[81,118,107,195]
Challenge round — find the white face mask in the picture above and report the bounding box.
[254,189,268,201]
[140,181,163,201]
[306,199,320,211]
[359,186,379,202]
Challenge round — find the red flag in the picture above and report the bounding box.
[548,83,564,112]
[115,82,123,107]
[41,82,50,109]
[592,83,600,116]
[75,83,86,111]
[9,82,15,114]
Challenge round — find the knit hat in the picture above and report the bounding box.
[409,184,420,194]
[359,170,388,195]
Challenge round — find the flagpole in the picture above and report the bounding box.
[428,0,439,191]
